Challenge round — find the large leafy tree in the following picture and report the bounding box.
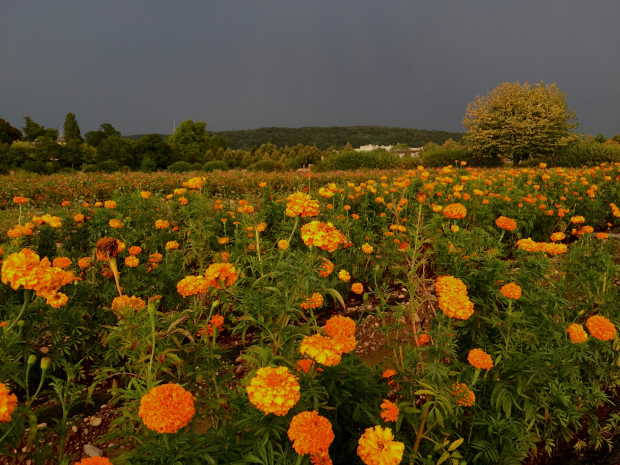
[85,123,121,147]
[0,118,22,144]
[63,113,83,143]
[22,116,59,141]
[98,135,137,168]
[167,120,226,163]
[136,134,176,169]
[463,82,578,166]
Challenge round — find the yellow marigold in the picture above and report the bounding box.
[278,240,289,250]
[52,257,72,269]
[0,382,18,423]
[218,237,230,245]
[204,263,238,289]
[550,232,565,242]
[438,293,474,320]
[301,293,324,309]
[317,258,334,278]
[325,315,356,338]
[286,192,320,218]
[111,295,146,316]
[467,348,493,370]
[361,243,374,254]
[1,249,51,292]
[13,196,28,204]
[259,182,267,188]
[246,366,300,416]
[338,270,351,282]
[299,334,342,366]
[140,191,151,199]
[451,383,475,407]
[185,177,205,189]
[109,219,124,229]
[435,275,468,296]
[256,222,267,232]
[380,400,399,423]
[128,246,142,255]
[351,283,364,294]
[319,187,334,198]
[500,283,522,300]
[74,214,85,222]
[567,323,588,344]
[177,276,209,297]
[495,216,517,231]
[46,291,69,308]
[450,225,459,233]
[125,256,139,267]
[570,216,585,224]
[288,411,335,456]
[104,200,116,209]
[166,241,179,250]
[586,315,616,341]
[300,221,346,253]
[443,203,467,219]
[357,426,404,465]
[94,201,103,207]
[155,219,170,229]
[78,257,92,269]
[75,458,113,465]
[139,383,195,433]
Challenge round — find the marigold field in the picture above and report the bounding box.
[1,163,620,465]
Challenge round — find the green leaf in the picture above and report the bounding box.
[437,451,451,465]
[448,438,464,451]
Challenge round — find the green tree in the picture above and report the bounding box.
[98,136,137,168]
[85,123,121,147]
[63,113,83,143]
[22,116,59,142]
[613,134,620,144]
[136,134,176,169]
[463,81,578,166]
[35,136,66,165]
[167,120,216,162]
[0,118,22,144]
[594,133,607,144]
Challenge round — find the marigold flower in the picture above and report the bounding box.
[218,237,230,245]
[450,225,459,232]
[211,314,224,329]
[500,283,522,300]
[288,411,335,456]
[418,333,431,346]
[550,232,566,242]
[467,348,493,370]
[74,214,85,222]
[155,219,170,229]
[438,293,474,320]
[310,453,332,465]
[435,275,468,296]
[129,246,142,255]
[259,182,267,188]
[596,232,609,240]
[351,283,364,295]
[13,196,27,204]
[296,359,323,374]
[0,382,18,423]
[104,200,116,209]
[382,369,397,379]
[165,241,179,250]
[179,196,188,205]
[301,293,324,309]
[443,203,467,219]
[95,237,120,261]
[46,291,69,308]
[177,276,209,297]
[451,383,475,407]
[109,219,124,229]
[75,458,113,465]
[94,202,102,207]
[140,191,151,199]
[570,216,585,224]
[338,270,351,282]
[204,263,238,289]
[380,400,399,423]
[567,323,588,344]
[125,256,139,267]
[325,315,356,338]
[286,192,320,217]
[149,252,162,263]
[317,258,334,278]
[278,240,289,250]
[52,257,72,269]
[495,216,517,231]
[361,243,374,254]
[586,315,616,341]
[300,221,346,253]
[139,383,195,433]
[110,295,146,316]
[246,366,300,416]
[61,200,70,207]
[78,257,92,269]
[299,334,342,366]
[357,426,404,465]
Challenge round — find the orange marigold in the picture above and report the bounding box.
[111,295,146,316]
[500,283,522,300]
[288,411,335,456]
[286,192,320,218]
[128,246,142,255]
[74,458,113,465]
[351,283,364,294]
[125,256,139,268]
[570,216,585,224]
[301,293,324,309]
[204,263,238,289]
[467,348,493,370]
[418,333,431,346]
[299,334,342,366]
[300,221,346,253]
[325,315,356,338]
[443,203,467,219]
[310,453,333,465]
[361,243,374,254]
[1,249,55,294]
[140,191,151,199]
[382,369,397,379]
[165,241,179,250]
[109,219,124,229]
[435,275,468,296]
[13,196,28,204]
[78,257,92,269]
[495,216,517,231]
[46,291,69,308]
[380,399,399,423]
[74,214,85,222]
[451,383,475,407]
[177,276,209,297]
[586,315,616,341]
[296,359,323,374]
[338,270,351,282]
[52,257,72,269]
[104,200,116,209]
[155,219,169,229]
[317,258,334,278]
[357,426,404,465]
[246,366,300,416]
[278,240,289,250]
[138,383,195,433]
[567,323,588,344]
[438,293,474,320]
[0,382,18,423]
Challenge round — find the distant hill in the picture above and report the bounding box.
[125,126,464,150]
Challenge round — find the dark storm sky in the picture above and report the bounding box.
[1,1,619,138]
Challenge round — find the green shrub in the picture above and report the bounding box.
[167,161,193,173]
[284,157,302,171]
[318,150,401,171]
[543,142,620,167]
[191,162,204,171]
[204,160,229,172]
[98,160,120,173]
[250,160,284,172]
[83,164,98,173]
[140,156,158,173]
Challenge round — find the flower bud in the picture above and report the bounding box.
[27,354,37,366]
[17,320,25,327]
[40,357,52,371]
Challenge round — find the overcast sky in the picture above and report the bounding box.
[1,1,619,137]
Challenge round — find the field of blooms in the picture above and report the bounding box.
[1,163,620,465]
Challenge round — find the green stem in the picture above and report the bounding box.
[6,289,33,331]
[412,401,432,458]
[147,306,157,387]
[0,423,15,445]
[287,216,300,245]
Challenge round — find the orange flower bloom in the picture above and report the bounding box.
[586,315,616,341]
[125,256,139,267]
[325,315,356,338]
[301,293,324,309]
[111,295,146,316]
[140,191,151,199]
[418,333,431,346]
[278,240,289,250]
[382,369,397,379]
[204,263,238,289]
[74,214,85,222]
[570,216,585,224]
[299,334,342,366]
[451,383,475,407]
[550,232,565,242]
[165,241,179,250]
[438,293,474,320]
[310,453,333,465]
[380,400,399,423]
[317,258,334,278]
[129,246,142,255]
[46,291,69,308]
[567,323,588,344]
[52,257,72,269]
[155,219,170,229]
[78,257,92,269]
[357,426,404,465]
[104,200,116,209]
[296,359,323,374]
[500,283,522,300]
[351,283,364,294]
[361,243,374,254]
[0,382,18,423]
[13,196,28,204]
[467,348,493,370]
[246,366,300,416]
[139,383,195,433]
[74,458,113,465]
[300,221,346,252]
[596,232,609,240]
[443,203,467,219]
[435,275,468,296]
[288,411,335,456]
[286,192,320,217]
[218,237,229,245]
[338,270,351,282]
[177,276,209,297]
[495,216,517,231]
